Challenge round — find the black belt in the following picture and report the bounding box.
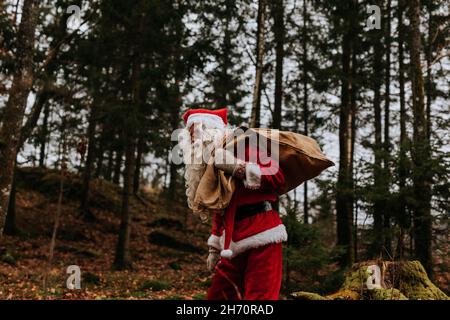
[235,201,276,222]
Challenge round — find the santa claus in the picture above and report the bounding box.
[179,107,287,300]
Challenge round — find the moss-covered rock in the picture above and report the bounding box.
[340,264,371,292]
[392,261,448,300]
[369,288,408,300]
[290,260,449,300]
[327,289,361,300]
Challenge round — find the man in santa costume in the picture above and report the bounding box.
[179,107,287,300]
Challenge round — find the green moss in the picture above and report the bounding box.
[327,289,360,300]
[290,261,448,301]
[291,291,327,300]
[369,288,408,300]
[341,265,370,293]
[396,261,449,300]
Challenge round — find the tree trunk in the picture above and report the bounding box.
[425,1,435,143]
[113,63,140,269]
[43,130,67,292]
[407,0,433,276]
[113,133,124,185]
[39,102,50,167]
[371,0,384,257]
[113,12,144,267]
[0,0,38,236]
[105,146,114,181]
[19,89,51,148]
[133,134,145,194]
[250,0,267,128]
[350,35,358,261]
[272,0,284,130]
[79,103,99,221]
[113,128,136,270]
[94,125,106,178]
[382,0,392,256]
[4,166,18,235]
[217,0,232,109]
[336,1,356,266]
[396,0,408,259]
[302,0,309,224]
[167,96,181,199]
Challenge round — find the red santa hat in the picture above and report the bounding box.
[182,108,228,129]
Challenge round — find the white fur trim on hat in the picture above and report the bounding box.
[216,224,288,259]
[186,113,225,129]
[243,163,262,190]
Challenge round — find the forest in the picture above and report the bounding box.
[0,0,449,300]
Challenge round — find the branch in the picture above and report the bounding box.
[424,49,450,72]
[36,15,92,75]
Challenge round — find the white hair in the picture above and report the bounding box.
[178,122,228,220]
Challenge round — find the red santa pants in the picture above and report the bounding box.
[207,242,283,300]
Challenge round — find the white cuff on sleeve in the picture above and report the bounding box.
[207,234,222,250]
[244,163,261,189]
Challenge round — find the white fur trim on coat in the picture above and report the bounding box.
[243,163,261,189]
[207,224,287,259]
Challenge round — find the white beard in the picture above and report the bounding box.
[178,124,228,220]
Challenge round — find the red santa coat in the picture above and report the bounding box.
[207,143,287,258]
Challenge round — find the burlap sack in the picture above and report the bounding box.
[192,128,334,214]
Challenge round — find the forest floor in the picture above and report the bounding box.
[0,167,220,300]
[0,167,448,299]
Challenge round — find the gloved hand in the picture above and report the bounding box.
[214,148,246,179]
[207,247,221,272]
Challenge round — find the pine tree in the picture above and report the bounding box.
[271,0,284,130]
[250,0,267,127]
[408,0,433,275]
[335,0,358,267]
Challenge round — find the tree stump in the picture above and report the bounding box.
[291,260,448,300]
